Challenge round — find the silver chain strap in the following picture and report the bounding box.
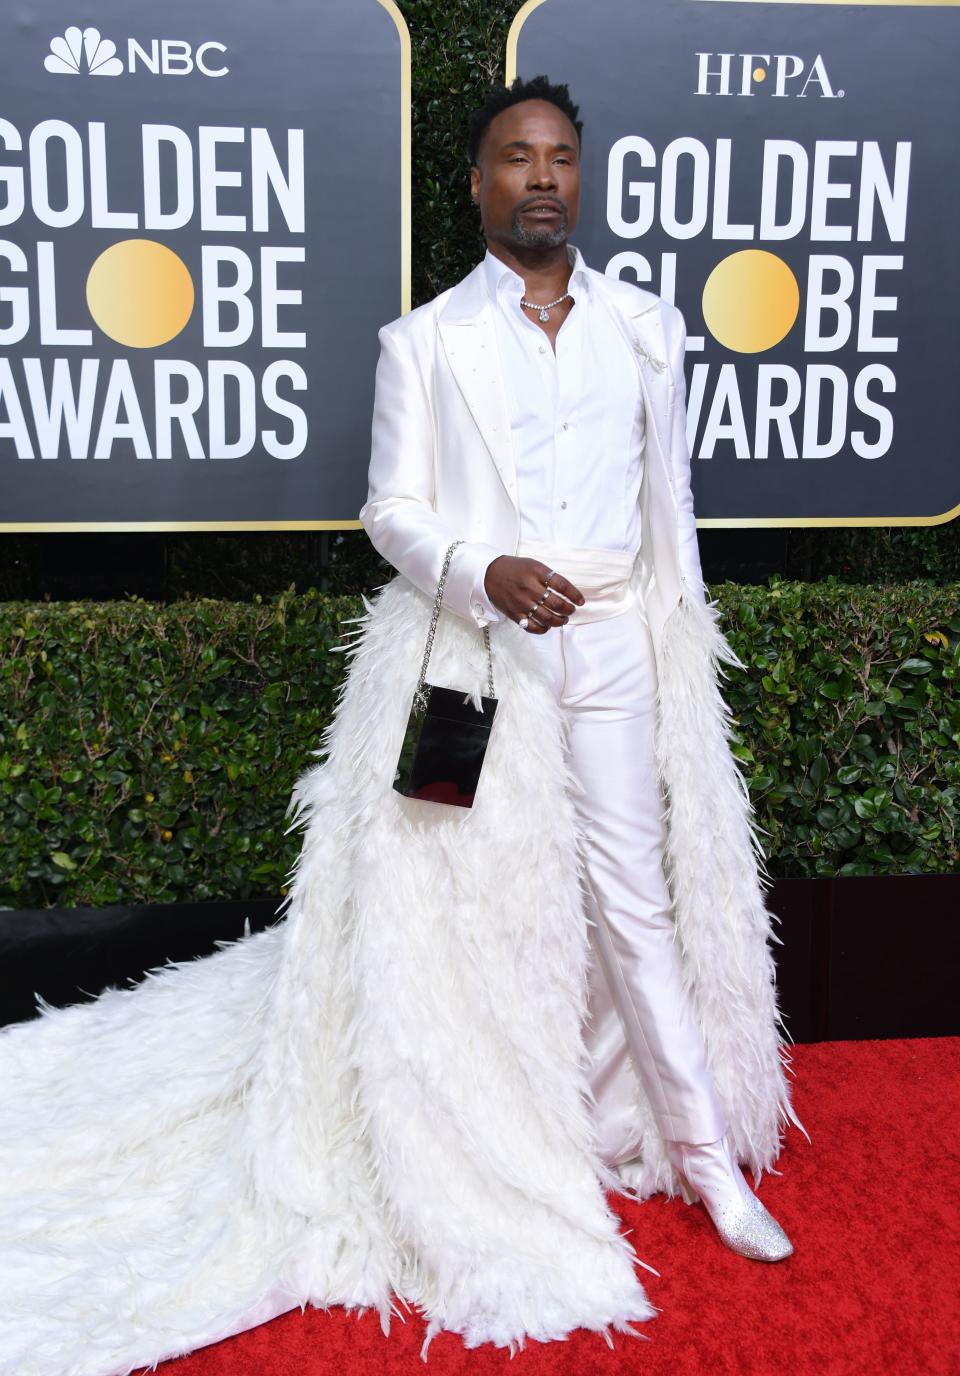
[413,539,495,712]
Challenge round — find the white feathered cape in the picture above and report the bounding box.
[0,569,804,1376]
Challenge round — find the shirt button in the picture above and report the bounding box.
[561,421,570,430]
[538,345,546,354]
[560,500,568,510]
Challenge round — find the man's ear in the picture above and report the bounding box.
[469,164,480,204]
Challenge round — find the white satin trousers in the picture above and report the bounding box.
[518,540,728,1162]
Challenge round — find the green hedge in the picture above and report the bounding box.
[721,580,958,877]
[0,590,354,909]
[1,580,956,909]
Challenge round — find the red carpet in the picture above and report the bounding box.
[153,1038,960,1376]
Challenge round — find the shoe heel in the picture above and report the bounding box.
[677,1172,700,1206]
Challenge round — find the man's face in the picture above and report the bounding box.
[470,98,581,252]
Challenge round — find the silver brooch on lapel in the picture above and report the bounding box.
[633,340,667,373]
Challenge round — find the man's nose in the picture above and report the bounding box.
[527,160,558,188]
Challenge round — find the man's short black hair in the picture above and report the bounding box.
[467,75,583,167]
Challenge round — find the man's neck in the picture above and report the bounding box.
[485,241,573,301]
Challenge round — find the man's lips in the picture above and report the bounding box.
[520,203,564,216]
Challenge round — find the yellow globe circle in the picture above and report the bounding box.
[702,250,799,354]
[86,239,194,348]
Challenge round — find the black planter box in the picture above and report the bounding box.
[1,875,957,1039]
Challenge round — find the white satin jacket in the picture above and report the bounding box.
[359,253,707,662]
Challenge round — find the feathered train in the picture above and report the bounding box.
[0,572,802,1375]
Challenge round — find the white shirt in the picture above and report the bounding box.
[471,243,646,624]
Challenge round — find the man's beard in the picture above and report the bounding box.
[511,204,570,248]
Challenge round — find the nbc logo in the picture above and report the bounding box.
[45,26,122,76]
[43,26,228,77]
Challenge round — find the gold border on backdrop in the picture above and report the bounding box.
[506,0,960,526]
[506,0,550,80]
[386,0,412,319]
[4,0,410,534]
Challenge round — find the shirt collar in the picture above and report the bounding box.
[482,242,590,305]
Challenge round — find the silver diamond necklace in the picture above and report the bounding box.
[520,291,572,322]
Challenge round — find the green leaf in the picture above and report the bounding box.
[810,755,829,788]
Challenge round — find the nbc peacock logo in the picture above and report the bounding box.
[45,26,123,76]
[42,27,229,77]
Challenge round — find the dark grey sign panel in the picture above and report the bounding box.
[0,0,406,528]
[513,0,959,525]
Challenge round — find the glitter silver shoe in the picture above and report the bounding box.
[666,1133,794,1262]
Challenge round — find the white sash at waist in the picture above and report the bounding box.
[516,539,640,625]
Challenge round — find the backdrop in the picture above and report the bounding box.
[511,0,960,526]
[0,0,408,529]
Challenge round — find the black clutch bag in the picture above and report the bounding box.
[393,540,499,809]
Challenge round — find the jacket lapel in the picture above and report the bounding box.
[438,265,517,505]
[585,269,687,648]
[588,272,678,515]
[436,258,678,519]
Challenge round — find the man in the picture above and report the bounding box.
[0,77,804,1374]
[360,75,798,1264]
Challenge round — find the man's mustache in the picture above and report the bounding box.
[516,196,567,214]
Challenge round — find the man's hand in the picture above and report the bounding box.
[484,556,585,634]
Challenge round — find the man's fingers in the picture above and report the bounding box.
[516,588,570,625]
[529,562,584,608]
[508,559,587,632]
[513,604,550,633]
[550,576,585,607]
[536,591,572,622]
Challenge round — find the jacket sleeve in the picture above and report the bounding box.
[358,322,506,628]
[661,302,708,606]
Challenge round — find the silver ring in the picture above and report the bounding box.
[545,570,556,586]
[518,616,529,629]
[537,590,551,605]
